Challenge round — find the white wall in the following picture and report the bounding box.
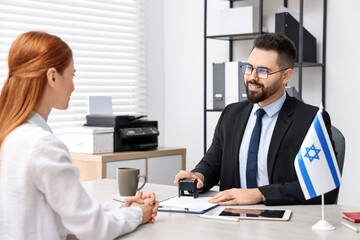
[162,0,204,170]
[146,0,165,145]
[146,0,204,170]
[147,0,360,206]
[326,0,360,206]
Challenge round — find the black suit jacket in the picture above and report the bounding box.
[193,94,339,205]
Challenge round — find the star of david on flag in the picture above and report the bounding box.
[304,144,321,162]
[294,109,341,200]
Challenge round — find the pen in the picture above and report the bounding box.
[159,206,189,212]
[341,221,360,233]
[199,214,239,222]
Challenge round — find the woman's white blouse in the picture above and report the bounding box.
[0,113,142,240]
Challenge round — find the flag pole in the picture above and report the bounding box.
[312,194,335,230]
[322,193,324,221]
[294,102,341,230]
[311,107,337,231]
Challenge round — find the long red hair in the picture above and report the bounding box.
[0,31,72,148]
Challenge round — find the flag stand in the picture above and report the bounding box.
[312,194,335,231]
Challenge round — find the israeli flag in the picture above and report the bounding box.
[294,109,341,200]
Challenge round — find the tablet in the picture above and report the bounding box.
[213,207,292,221]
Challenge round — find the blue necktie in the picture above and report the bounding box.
[246,108,266,188]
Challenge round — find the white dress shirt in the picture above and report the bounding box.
[0,113,142,240]
[239,92,286,188]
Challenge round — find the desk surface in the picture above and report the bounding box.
[82,179,360,240]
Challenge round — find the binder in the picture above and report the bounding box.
[275,12,317,63]
[158,196,218,214]
[225,62,240,105]
[213,63,225,109]
[213,61,246,110]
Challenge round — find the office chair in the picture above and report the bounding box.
[331,125,345,175]
[285,86,302,101]
[331,125,345,204]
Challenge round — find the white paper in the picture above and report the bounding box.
[88,96,113,114]
[159,196,217,213]
[112,194,126,203]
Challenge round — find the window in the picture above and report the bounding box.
[0,0,146,135]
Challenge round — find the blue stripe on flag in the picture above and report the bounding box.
[314,115,341,187]
[297,151,317,198]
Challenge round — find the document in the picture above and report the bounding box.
[158,196,218,214]
[89,96,112,114]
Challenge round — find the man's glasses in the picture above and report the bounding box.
[240,63,290,79]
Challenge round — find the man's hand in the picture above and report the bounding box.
[225,208,263,215]
[174,170,204,189]
[208,188,263,205]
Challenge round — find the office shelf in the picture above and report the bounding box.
[206,109,224,112]
[203,0,327,153]
[206,32,263,40]
[295,62,325,67]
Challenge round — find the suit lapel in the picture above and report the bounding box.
[267,94,294,180]
[231,102,253,188]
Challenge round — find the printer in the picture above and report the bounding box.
[85,114,159,152]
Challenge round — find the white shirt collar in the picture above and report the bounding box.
[253,91,287,118]
[27,112,53,133]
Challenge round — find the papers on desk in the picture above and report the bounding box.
[158,196,218,214]
[112,194,126,203]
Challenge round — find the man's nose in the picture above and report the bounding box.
[248,68,259,80]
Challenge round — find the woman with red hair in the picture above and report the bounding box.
[0,31,158,240]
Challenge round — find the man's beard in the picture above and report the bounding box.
[245,78,282,104]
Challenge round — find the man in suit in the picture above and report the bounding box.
[174,33,339,206]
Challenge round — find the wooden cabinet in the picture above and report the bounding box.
[71,146,186,185]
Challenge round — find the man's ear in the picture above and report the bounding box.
[46,68,57,88]
[282,68,293,85]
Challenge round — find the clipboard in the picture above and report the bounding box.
[158,196,218,214]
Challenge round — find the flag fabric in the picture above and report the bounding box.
[294,109,341,200]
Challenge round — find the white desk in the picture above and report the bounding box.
[82,179,360,240]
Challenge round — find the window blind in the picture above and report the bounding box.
[0,0,146,135]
